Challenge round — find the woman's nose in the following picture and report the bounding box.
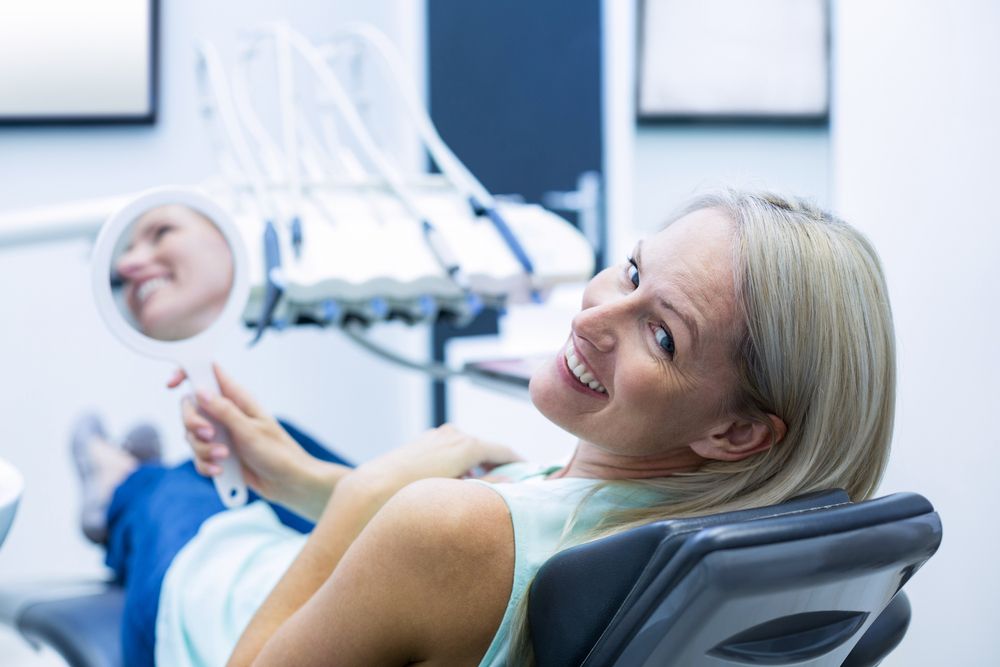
[573,283,628,353]
[115,246,148,279]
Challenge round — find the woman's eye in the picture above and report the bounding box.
[153,225,174,242]
[654,326,675,357]
[626,257,640,288]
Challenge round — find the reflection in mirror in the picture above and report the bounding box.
[110,204,235,341]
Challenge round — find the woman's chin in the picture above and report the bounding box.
[139,311,190,342]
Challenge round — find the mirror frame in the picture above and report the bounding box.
[91,186,249,359]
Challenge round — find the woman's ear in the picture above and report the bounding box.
[689,413,787,462]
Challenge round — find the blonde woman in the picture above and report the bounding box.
[74,190,895,666]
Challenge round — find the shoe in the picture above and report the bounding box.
[121,423,162,464]
[70,412,138,544]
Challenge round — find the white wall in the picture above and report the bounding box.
[0,2,427,663]
[833,2,1000,665]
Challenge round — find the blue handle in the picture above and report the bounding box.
[469,196,540,301]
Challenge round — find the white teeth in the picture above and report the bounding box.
[136,277,168,304]
[563,342,607,394]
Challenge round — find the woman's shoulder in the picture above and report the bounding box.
[381,478,514,554]
[350,479,515,663]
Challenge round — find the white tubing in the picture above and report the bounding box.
[323,23,494,208]
[197,41,276,221]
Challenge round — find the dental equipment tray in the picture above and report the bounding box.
[232,192,595,328]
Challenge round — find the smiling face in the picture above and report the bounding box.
[529,208,743,461]
[114,204,234,341]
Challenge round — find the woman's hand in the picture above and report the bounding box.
[340,423,523,512]
[172,365,348,519]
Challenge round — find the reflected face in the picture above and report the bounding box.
[529,208,742,458]
[113,204,234,341]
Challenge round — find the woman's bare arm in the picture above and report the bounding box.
[178,368,522,665]
[232,479,514,666]
[223,424,521,666]
[225,471,389,666]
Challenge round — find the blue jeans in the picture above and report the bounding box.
[104,421,351,667]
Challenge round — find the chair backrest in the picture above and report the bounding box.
[531,492,941,667]
[529,489,850,666]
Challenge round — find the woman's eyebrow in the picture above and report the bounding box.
[635,241,701,351]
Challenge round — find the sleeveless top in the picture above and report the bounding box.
[469,462,660,666]
[155,463,660,666]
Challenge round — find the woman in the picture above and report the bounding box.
[78,189,895,666]
[114,203,235,341]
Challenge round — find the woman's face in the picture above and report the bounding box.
[114,204,234,341]
[529,208,742,458]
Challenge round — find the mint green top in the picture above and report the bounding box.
[155,463,658,667]
[470,462,661,666]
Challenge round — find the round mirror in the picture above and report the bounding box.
[92,187,249,507]
[109,203,235,341]
[93,188,249,356]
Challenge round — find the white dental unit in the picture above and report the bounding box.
[0,24,594,357]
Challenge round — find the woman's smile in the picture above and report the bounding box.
[136,276,170,304]
[562,339,608,395]
[128,274,173,314]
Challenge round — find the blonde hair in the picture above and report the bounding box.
[508,188,896,662]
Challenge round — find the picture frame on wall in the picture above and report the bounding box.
[0,0,158,125]
[637,0,829,123]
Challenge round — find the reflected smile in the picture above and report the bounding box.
[565,342,607,393]
[135,276,170,305]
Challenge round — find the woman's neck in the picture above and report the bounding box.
[550,440,705,480]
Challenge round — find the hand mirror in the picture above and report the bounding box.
[92,187,249,507]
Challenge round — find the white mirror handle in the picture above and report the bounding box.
[186,364,248,508]
[209,423,249,508]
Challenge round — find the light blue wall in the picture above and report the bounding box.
[631,124,830,237]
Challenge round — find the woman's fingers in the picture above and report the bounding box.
[181,396,215,440]
[186,431,224,477]
[195,388,249,434]
[212,364,266,418]
[477,440,524,465]
[182,396,234,476]
[436,425,521,465]
[171,365,265,422]
[166,368,188,389]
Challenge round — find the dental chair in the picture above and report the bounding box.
[529,490,941,666]
[0,488,940,667]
